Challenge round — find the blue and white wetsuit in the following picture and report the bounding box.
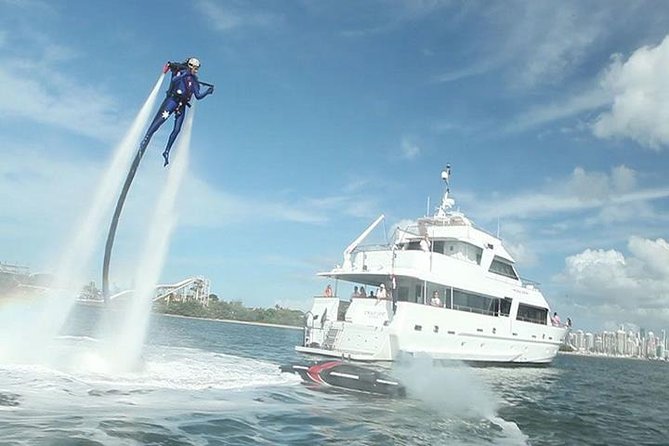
[141,68,213,165]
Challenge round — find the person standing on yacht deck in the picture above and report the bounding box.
[359,286,366,298]
[377,283,387,299]
[551,312,561,326]
[420,235,431,252]
[351,286,359,299]
[324,284,333,297]
[431,291,442,307]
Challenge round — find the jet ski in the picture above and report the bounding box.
[280,360,406,398]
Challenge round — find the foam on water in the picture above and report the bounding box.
[0,335,300,444]
[393,357,529,445]
[394,357,498,418]
[0,337,296,403]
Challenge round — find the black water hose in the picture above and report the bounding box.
[101,145,147,302]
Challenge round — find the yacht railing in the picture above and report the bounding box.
[451,304,498,317]
[352,243,392,252]
[520,277,541,288]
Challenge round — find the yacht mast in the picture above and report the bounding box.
[436,163,455,218]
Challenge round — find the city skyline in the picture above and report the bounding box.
[567,326,668,361]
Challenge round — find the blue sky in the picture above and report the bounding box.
[2,0,669,333]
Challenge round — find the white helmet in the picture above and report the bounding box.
[187,57,201,70]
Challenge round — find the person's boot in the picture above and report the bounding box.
[162,150,170,166]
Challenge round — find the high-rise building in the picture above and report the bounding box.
[594,334,603,353]
[575,330,585,350]
[647,332,657,359]
[616,329,626,356]
[585,332,594,351]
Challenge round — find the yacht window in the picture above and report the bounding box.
[489,257,518,280]
[452,289,497,316]
[415,284,424,304]
[397,286,409,302]
[407,241,422,251]
[516,304,548,325]
[443,241,483,265]
[432,240,445,254]
[499,298,512,317]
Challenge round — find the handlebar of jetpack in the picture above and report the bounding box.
[161,62,214,88]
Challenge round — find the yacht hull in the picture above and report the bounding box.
[299,298,567,364]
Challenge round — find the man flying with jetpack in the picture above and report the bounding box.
[140,57,214,166]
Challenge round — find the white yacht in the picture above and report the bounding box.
[297,165,568,364]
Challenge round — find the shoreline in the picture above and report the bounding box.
[75,300,303,330]
[159,312,303,331]
[559,350,665,362]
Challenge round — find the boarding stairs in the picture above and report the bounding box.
[322,327,341,350]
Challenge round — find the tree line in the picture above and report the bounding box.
[153,296,305,327]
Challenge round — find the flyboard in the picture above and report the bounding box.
[280,360,406,397]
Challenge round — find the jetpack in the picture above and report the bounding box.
[162,59,215,88]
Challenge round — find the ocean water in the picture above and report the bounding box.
[1,305,667,446]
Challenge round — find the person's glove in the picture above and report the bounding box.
[206,86,214,95]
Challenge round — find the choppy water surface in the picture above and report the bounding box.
[1,305,667,445]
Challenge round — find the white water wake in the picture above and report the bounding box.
[393,358,529,445]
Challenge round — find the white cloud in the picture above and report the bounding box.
[401,137,421,160]
[504,241,538,267]
[496,221,538,267]
[0,145,99,234]
[504,2,605,87]
[472,165,669,223]
[556,237,669,325]
[177,176,378,228]
[508,87,610,133]
[567,165,636,200]
[323,0,454,37]
[593,35,669,149]
[196,0,283,32]
[0,0,54,13]
[628,236,669,278]
[433,60,498,84]
[444,1,615,88]
[430,2,602,86]
[0,41,122,142]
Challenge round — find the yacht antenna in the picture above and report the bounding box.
[436,163,454,217]
[441,163,451,190]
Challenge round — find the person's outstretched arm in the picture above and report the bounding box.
[193,78,214,100]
